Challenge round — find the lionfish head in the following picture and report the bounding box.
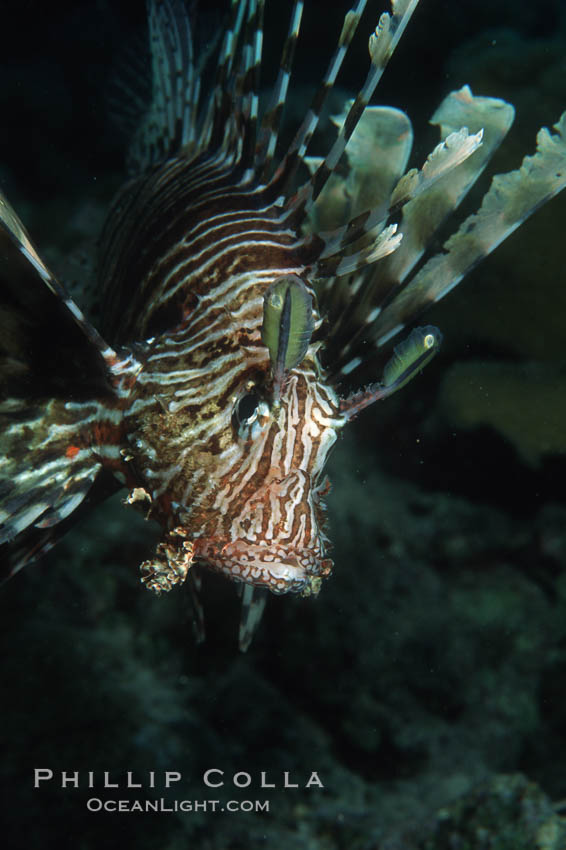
[138,275,345,601]
[197,369,342,597]
[137,261,441,614]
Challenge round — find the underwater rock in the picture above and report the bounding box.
[419,773,566,850]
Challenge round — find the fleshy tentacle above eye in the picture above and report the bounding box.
[339,326,442,419]
[261,274,315,403]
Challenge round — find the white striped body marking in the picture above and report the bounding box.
[123,254,345,595]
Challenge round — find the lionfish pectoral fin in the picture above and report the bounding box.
[0,472,120,584]
[238,584,267,652]
[0,188,123,566]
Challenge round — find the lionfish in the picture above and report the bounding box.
[1,0,566,649]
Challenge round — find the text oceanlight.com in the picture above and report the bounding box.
[86,798,270,813]
[33,769,324,812]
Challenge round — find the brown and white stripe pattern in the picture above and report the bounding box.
[122,254,344,594]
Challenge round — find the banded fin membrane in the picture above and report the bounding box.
[0,474,120,585]
[0,189,123,574]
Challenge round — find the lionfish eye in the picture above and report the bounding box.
[232,389,269,441]
[236,392,260,425]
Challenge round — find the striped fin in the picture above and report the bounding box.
[313,223,402,278]
[102,0,422,346]
[390,126,485,210]
[374,108,566,345]
[130,0,263,171]
[270,0,369,191]
[319,126,487,368]
[309,91,494,277]
[256,0,304,177]
[287,1,421,303]
[238,584,267,652]
[0,191,117,365]
[200,0,248,151]
[232,0,266,170]
[201,0,268,161]
[0,472,120,584]
[129,0,197,171]
[331,103,413,221]
[290,0,420,214]
[312,105,412,325]
[376,86,515,302]
[239,0,264,123]
[0,188,124,559]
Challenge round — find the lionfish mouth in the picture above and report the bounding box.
[196,539,333,596]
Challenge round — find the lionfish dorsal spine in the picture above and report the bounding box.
[290,0,419,215]
[199,0,248,153]
[267,0,369,196]
[318,82,565,385]
[256,0,305,178]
